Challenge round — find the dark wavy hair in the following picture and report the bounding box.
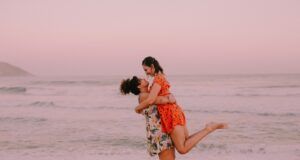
[120,76,141,95]
[142,56,164,74]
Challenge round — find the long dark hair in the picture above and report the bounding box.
[120,76,140,95]
[142,56,164,74]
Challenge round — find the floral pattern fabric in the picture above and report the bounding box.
[142,105,173,156]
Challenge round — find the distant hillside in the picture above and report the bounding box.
[0,62,33,77]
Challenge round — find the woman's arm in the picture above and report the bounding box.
[139,93,176,104]
[135,83,161,113]
[155,96,170,104]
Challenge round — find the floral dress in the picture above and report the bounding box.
[142,105,173,156]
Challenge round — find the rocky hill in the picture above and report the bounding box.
[0,62,33,77]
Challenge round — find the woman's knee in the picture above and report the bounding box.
[170,126,188,154]
[175,145,188,155]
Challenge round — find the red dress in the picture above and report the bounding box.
[152,74,186,134]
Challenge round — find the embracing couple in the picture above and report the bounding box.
[120,56,228,160]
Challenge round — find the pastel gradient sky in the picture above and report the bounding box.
[1,0,299,76]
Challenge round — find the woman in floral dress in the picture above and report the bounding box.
[120,76,176,160]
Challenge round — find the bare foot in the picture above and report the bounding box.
[205,122,228,132]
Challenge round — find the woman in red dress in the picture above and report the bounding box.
[135,56,228,154]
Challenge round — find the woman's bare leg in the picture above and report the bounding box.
[158,148,176,160]
[170,122,228,154]
[184,125,189,139]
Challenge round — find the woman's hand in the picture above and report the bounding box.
[135,106,143,114]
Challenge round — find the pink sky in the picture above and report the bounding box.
[0,0,299,76]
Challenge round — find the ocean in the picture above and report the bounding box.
[0,74,299,160]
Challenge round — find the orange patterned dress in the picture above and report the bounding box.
[152,74,186,134]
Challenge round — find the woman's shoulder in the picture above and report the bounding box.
[153,74,171,88]
[154,73,166,79]
[154,73,166,82]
